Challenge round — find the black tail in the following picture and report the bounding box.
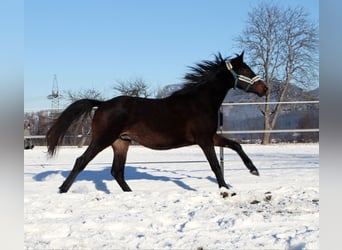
[46,99,103,156]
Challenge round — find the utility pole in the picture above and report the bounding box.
[47,74,62,119]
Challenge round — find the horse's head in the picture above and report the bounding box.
[226,52,268,97]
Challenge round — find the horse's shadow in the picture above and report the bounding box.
[33,166,217,193]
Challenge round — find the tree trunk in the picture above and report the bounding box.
[262,79,272,144]
[262,104,272,144]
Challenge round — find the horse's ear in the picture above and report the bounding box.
[231,51,244,65]
[239,51,244,61]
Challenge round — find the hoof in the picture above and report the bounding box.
[264,191,272,201]
[250,169,260,176]
[59,187,67,193]
[219,187,236,198]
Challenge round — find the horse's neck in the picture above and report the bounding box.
[206,77,233,111]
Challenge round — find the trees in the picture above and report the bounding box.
[113,77,152,98]
[65,88,105,103]
[59,79,152,147]
[235,2,318,144]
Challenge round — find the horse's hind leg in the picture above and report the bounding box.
[213,134,259,176]
[59,142,106,193]
[111,139,132,192]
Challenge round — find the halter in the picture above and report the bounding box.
[225,61,261,91]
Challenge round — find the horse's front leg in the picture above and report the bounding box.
[199,143,236,198]
[213,134,259,176]
[199,143,229,188]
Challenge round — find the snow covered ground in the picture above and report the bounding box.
[24,144,319,249]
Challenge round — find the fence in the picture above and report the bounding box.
[24,100,319,171]
[216,100,319,172]
[24,100,319,140]
[219,101,319,136]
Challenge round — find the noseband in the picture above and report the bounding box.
[225,61,261,91]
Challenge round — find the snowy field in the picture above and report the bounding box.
[24,144,319,249]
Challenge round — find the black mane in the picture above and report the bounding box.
[170,53,228,96]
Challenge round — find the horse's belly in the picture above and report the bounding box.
[120,127,194,150]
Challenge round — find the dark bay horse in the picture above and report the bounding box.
[47,52,268,194]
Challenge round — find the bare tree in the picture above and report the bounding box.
[113,77,151,98]
[235,2,318,144]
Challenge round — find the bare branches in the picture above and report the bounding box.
[113,77,152,98]
[234,2,318,144]
[65,88,105,103]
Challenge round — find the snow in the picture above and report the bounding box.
[25,144,319,249]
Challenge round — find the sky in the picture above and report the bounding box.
[24,0,318,110]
